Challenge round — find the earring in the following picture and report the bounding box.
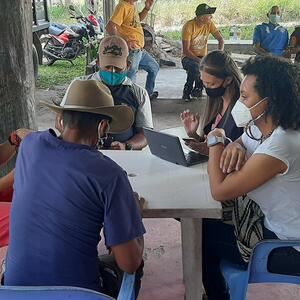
[97,128,110,150]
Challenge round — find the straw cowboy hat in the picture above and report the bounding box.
[40,79,134,133]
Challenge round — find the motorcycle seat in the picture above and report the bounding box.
[49,26,65,36]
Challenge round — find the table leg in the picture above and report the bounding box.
[181,218,203,300]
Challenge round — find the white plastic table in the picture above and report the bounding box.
[103,146,222,300]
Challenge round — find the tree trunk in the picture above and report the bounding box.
[0,0,37,176]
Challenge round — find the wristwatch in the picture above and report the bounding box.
[125,143,133,150]
[207,135,225,147]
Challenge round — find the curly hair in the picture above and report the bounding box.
[241,55,300,130]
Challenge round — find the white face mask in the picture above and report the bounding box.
[231,98,267,128]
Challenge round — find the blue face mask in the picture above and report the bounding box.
[269,14,281,24]
[99,70,126,86]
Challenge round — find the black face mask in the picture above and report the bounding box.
[205,81,226,97]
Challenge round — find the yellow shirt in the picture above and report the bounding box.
[182,19,218,57]
[110,0,145,49]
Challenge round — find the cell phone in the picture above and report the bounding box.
[182,138,196,143]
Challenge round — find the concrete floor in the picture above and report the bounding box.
[2,68,300,299]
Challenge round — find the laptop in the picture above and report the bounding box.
[143,128,208,167]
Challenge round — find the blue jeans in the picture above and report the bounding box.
[181,57,203,96]
[127,49,159,95]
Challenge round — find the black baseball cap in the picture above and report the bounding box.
[195,3,217,16]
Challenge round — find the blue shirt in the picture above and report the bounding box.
[5,130,145,291]
[253,22,288,56]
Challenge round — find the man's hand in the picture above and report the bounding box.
[180,110,200,138]
[127,40,139,50]
[133,192,147,215]
[220,142,247,173]
[16,128,33,140]
[110,141,126,150]
[145,0,153,11]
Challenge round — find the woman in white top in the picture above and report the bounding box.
[203,55,300,300]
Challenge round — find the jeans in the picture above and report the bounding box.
[127,49,159,95]
[181,57,203,96]
[202,219,300,300]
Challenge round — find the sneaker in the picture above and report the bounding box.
[191,88,203,98]
[182,93,191,102]
[149,91,159,101]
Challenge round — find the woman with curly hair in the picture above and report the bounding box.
[203,55,300,300]
[180,50,243,155]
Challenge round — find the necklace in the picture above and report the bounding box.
[246,126,275,143]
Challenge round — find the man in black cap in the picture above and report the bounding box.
[181,3,224,101]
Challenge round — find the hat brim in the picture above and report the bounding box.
[40,101,134,134]
[99,56,127,70]
[197,7,216,16]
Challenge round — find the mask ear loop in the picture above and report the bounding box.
[97,122,110,150]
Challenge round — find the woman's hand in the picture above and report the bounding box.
[220,142,246,173]
[180,109,200,138]
[185,140,209,156]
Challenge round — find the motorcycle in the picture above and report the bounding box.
[41,5,102,66]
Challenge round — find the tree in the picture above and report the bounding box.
[0,0,37,176]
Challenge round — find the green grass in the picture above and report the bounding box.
[36,57,86,89]
[49,0,300,27]
[150,0,300,27]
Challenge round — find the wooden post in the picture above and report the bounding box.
[0,0,37,175]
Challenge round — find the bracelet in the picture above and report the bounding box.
[8,131,22,148]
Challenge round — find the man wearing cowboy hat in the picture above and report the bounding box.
[4,80,145,298]
[65,35,153,151]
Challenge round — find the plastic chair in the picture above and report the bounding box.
[0,272,135,300]
[221,240,300,300]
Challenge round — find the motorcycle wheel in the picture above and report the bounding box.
[40,36,57,66]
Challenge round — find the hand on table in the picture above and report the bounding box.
[110,141,126,150]
[133,192,147,216]
[220,142,247,173]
